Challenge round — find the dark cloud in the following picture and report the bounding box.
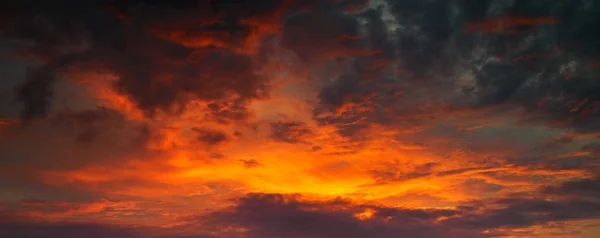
[54,107,136,142]
[338,0,371,13]
[0,221,218,238]
[210,152,225,159]
[448,197,600,230]
[459,1,600,133]
[581,143,600,154]
[192,127,229,146]
[1,0,273,119]
[447,196,600,231]
[388,0,457,79]
[303,0,600,140]
[269,120,312,144]
[370,162,438,183]
[0,172,105,204]
[281,7,364,61]
[308,1,449,137]
[202,193,477,238]
[1,171,600,238]
[240,159,263,168]
[316,66,367,109]
[196,177,600,237]
[2,1,600,237]
[205,99,252,124]
[0,222,140,238]
[15,57,68,120]
[443,177,600,231]
[111,44,266,115]
[0,107,150,170]
[2,0,598,135]
[11,52,95,121]
[543,177,600,198]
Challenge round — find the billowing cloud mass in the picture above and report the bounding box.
[1,0,600,237]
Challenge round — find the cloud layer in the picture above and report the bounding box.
[1,0,599,237]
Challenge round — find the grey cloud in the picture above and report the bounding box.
[0,107,151,170]
[306,0,600,140]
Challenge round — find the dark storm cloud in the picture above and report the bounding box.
[269,120,312,144]
[387,0,457,79]
[281,6,363,61]
[1,0,276,119]
[457,0,600,133]
[306,1,460,137]
[302,0,600,139]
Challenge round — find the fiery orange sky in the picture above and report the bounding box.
[1,0,600,237]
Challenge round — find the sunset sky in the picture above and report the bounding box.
[1,0,599,237]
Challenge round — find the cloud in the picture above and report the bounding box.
[280,6,366,61]
[192,127,229,147]
[447,195,600,232]
[205,99,253,124]
[240,159,263,168]
[2,1,600,237]
[2,0,273,119]
[0,220,217,238]
[0,222,141,238]
[301,0,600,141]
[196,177,600,237]
[442,177,600,231]
[543,176,600,199]
[0,107,158,204]
[269,120,312,144]
[3,176,600,238]
[15,56,77,120]
[202,193,479,238]
[0,107,150,171]
[463,15,558,33]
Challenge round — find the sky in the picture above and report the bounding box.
[0,0,599,237]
